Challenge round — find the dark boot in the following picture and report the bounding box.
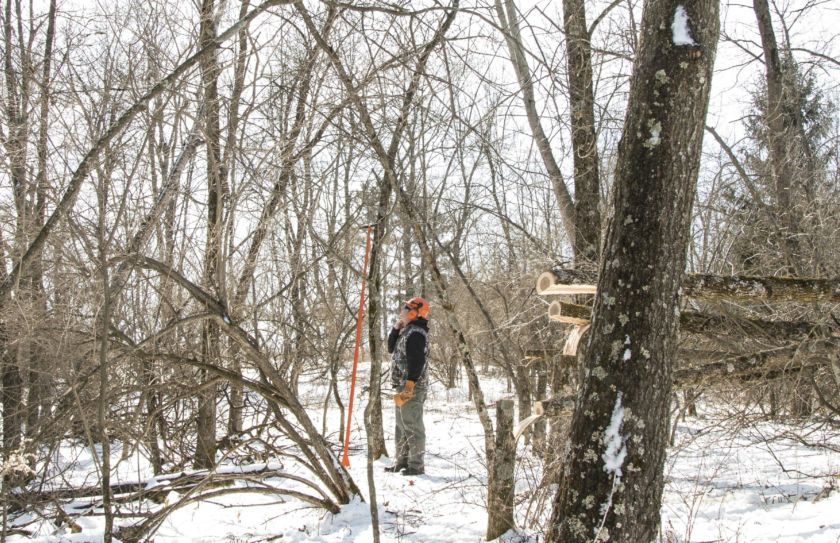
[384,463,407,473]
[401,467,424,476]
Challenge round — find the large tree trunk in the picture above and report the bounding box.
[547,1,718,541]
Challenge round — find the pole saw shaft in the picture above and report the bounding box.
[341,224,373,467]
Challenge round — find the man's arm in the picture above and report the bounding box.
[387,327,400,354]
[404,333,427,381]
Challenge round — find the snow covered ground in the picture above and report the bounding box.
[7,371,840,542]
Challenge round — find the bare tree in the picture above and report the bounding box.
[1,0,58,454]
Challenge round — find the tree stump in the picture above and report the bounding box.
[486,399,515,540]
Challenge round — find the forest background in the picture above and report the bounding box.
[1,0,840,541]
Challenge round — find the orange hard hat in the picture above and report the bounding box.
[403,297,429,320]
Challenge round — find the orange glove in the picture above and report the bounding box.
[394,380,415,407]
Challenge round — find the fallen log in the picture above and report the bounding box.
[674,355,825,386]
[682,274,840,303]
[673,340,838,386]
[537,268,840,303]
[514,343,836,439]
[8,465,330,512]
[547,300,837,341]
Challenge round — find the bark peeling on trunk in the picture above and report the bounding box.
[548,1,719,541]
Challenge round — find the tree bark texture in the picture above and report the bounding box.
[547,1,718,541]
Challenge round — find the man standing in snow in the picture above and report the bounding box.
[384,297,430,476]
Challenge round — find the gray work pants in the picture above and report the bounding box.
[394,385,426,471]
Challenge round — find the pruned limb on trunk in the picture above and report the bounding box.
[536,267,599,295]
[548,300,838,341]
[548,301,590,325]
[562,325,589,356]
[538,268,840,303]
[513,395,576,441]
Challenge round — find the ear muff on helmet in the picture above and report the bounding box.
[403,297,429,320]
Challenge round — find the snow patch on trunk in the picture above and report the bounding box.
[603,392,628,476]
[672,6,696,45]
[595,392,629,538]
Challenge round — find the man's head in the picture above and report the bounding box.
[401,297,429,321]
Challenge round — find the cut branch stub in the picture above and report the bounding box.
[562,324,589,356]
[548,300,591,325]
[536,270,597,295]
